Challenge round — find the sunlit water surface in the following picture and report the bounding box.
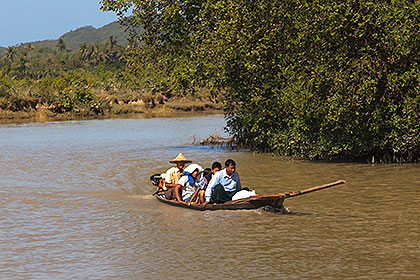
[0,115,419,279]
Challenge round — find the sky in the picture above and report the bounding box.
[0,0,118,47]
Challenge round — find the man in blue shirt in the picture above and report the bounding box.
[204,159,242,204]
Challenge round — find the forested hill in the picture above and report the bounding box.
[59,21,130,50]
[0,21,130,54]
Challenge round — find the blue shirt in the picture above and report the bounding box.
[204,169,241,202]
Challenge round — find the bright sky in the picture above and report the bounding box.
[0,0,118,47]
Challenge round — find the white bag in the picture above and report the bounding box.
[232,189,256,201]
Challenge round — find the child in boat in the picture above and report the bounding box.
[196,168,212,203]
[211,161,222,175]
[174,164,203,203]
[197,162,222,203]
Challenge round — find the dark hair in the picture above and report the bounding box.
[211,161,222,170]
[225,159,236,167]
[203,168,212,181]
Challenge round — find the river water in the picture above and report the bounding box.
[0,114,419,279]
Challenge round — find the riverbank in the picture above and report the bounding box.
[0,95,224,124]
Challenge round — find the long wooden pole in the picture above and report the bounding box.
[239,180,346,202]
[259,180,346,199]
[282,179,346,198]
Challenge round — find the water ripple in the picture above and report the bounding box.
[1,115,419,279]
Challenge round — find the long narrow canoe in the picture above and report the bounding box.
[154,180,346,211]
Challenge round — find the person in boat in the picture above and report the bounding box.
[174,164,204,203]
[211,161,222,175]
[203,159,243,204]
[197,168,212,203]
[163,153,192,200]
[197,162,222,203]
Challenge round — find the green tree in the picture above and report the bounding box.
[104,36,118,63]
[101,0,420,162]
[87,43,101,65]
[127,36,138,49]
[78,43,89,63]
[57,38,67,52]
[107,35,117,52]
[6,46,17,63]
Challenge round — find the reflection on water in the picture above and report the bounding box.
[1,115,419,279]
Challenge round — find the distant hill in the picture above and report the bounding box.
[59,21,131,50]
[1,21,133,53]
[26,40,57,50]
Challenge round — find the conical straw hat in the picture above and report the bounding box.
[169,153,192,163]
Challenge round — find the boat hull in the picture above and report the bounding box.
[155,194,285,211]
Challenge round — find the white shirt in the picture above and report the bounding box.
[204,169,241,202]
[177,175,197,202]
[165,166,182,184]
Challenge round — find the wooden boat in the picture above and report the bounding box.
[153,180,346,211]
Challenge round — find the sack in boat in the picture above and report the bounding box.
[232,189,256,201]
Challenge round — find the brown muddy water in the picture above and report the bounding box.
[0,115,419,279]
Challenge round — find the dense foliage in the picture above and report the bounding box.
[101,0,420,162]
[0,29,195,117]
[0,39,124,113]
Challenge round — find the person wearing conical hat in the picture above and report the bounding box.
[163,153,192,200]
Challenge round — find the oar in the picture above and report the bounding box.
[264,180,346,199]
[237,180,346,202]
[282,180,346,198]
[152,188,164,196]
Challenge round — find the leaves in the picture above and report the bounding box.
[100,0,420,162]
